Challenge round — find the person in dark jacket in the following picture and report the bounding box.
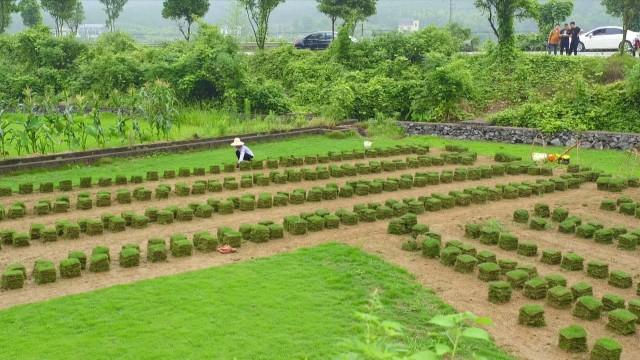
[569,21,581,56]
[560,23,571,55]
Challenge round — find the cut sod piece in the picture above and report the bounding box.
[571,281,593,300]
[602,294,626,312]
[488,281,512,304]
[540,249,562,265]
[453,254,478,273]
[547,286,573,309]
[523,277,548,300]
[518,304,545,327]
[545,274,567,288]
[505,269,529,289]
[573,296,603,321]
[590,337,622,360]
[551,207,569,222]
[477,262,501,282]
[513,209,529,224]
[517,242,538,257]
[608,270,633,289]
[561,253,584,271]
[558,325,588,353]
[587,261,609,279]
[498,233,518,251]
[607,309,638,335]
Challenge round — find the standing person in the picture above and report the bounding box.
[569,21,582,56]
[560,23,571,55]
[547,24,561,55]
[231,137,254,167]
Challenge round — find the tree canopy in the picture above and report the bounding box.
[0,0,17,34]
[99,0,128,32]
[19,0,42,28]
[162,0,210,41]
[601,0,640,53]
[474,0,539,55]
[239,0,286,50]
[41,0,79,36]
[536,0,574,35]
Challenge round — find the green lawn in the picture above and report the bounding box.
[2,131,637,190]
[0,243,511,360]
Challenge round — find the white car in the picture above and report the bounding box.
[578,26,639,54]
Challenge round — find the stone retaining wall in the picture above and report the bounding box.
[399,122,640,150]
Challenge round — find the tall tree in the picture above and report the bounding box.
[343,0,377,29]
[601,0,640,55]
[0,0,17,34]
[19,0,42,27]
[99,0,128,32]
[474,0,539,54]
[41,0,77,36]
[66,0,84,35]
[239,0,285,50]
[161,0,209,41]
[536,0,573,35]
[317,0,345,35]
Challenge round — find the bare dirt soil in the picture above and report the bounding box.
[1,159,639,360]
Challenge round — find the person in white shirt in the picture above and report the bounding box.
[231,138,254,167]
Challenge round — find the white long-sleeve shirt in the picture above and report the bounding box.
[237,145,254,163]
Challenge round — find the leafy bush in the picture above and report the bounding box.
[411,59,476,122]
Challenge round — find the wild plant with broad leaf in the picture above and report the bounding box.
[338,290,493,360]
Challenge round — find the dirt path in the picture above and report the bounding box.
[1,171,638,359]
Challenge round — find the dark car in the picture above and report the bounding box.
[294,32,335,50]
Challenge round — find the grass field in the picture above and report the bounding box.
[2,131,638,190]
[0,243,510,360]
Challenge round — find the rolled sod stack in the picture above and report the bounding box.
[558,325,588,353]
[518,304,545,327]
[590,337,622,360]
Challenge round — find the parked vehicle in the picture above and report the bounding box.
[293,32,357,50]
[577,26,639,55]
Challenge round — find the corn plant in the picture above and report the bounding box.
[88,105,106,148]
[19,88,44,154]
[74,95,90,150]
[61,101,78,150]
[138,80,178,140]
[0,108,14,157]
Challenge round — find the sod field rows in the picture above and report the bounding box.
[1,133,639,359]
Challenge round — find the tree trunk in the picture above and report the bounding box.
[331,16,335,36]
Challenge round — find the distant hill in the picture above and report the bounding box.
[6,0,621,42]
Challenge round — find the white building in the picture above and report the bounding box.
[59,24,106,40]
[398,20,420,33]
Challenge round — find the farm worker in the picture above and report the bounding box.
[231,138,254,167]
[569,21,581,56]
[547,24,561,55]
[560,23,571,55]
